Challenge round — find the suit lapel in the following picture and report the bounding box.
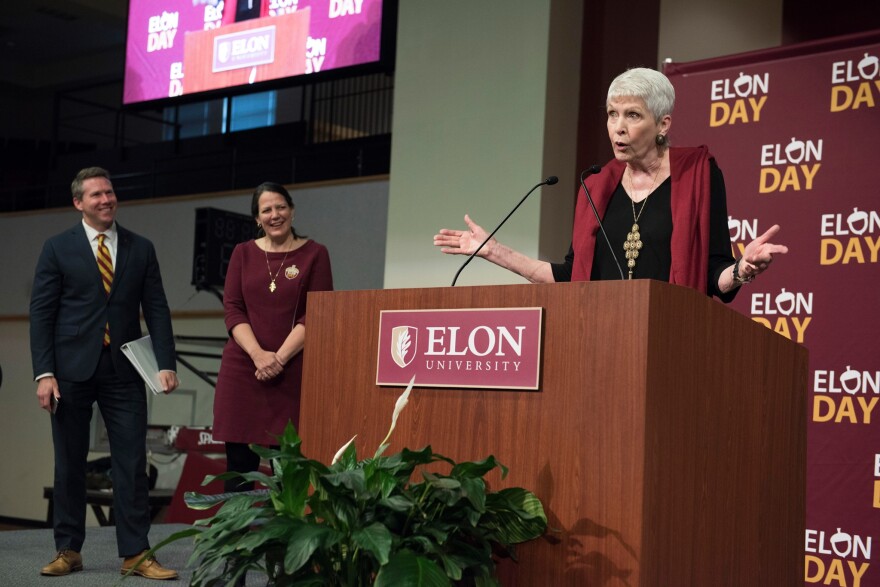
[71,223,103,288]
[111,224,131,297]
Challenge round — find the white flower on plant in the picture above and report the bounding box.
[376,375,416,456]
[331,435,357,465]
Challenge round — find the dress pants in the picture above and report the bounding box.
[50,347,151,557]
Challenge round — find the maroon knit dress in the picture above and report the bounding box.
[213,239,333,445]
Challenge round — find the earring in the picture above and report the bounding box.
[655,134,667,146]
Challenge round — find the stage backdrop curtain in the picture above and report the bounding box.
[665,30,880,586]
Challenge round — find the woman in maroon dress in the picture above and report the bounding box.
[213,182,333,492]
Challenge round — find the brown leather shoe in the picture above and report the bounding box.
[120,550,178,580]
[41,550,83,576]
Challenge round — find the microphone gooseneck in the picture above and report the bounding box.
[451,176,558,286]
[580,165,626,280]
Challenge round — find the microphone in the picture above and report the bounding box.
[580,165,625,280]
[451,176,558,286]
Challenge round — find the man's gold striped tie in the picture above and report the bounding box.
[97,234,113,346]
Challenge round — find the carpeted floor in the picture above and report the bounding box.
[0,523,266,586]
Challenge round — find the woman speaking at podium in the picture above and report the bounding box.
[213,182,333,493]
[434,68,787,300]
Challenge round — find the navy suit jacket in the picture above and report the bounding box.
[30,222,175,383]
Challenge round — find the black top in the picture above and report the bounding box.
[551,160,737,302]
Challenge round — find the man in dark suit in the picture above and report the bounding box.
[30,167,179,580]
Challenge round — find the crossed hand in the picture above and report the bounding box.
[252,349,284,381]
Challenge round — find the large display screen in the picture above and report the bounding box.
[124,0,385,105]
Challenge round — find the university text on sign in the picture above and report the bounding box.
[376,308,543,390]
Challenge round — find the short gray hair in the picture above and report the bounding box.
[607,68,675,121]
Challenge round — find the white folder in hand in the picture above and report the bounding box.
[120,335,164,395]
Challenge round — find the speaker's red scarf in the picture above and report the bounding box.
[570,145,713,293]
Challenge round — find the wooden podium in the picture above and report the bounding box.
[182,10,308,96]
[299,280,807,585]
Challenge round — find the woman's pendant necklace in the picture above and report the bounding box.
[624,221,643,279]
[623,163,662,279]
[265,243,292,293]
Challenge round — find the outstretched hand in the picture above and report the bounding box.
[739,224,789,279]
[433,214,490,257]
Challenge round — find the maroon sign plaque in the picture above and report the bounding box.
[376,307,544,390]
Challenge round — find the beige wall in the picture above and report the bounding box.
[384,0,584,288]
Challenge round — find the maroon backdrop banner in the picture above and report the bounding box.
[666,30,880,586]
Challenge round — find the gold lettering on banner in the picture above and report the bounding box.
[830,81,880,112]
[820,237,880,265]
[813,396,879,424]
[759,164,821,192]
[730,242,747,258]
[709,96,767,126]
[805,555,870,586]
[752,316,810,343]
[874,480,880,508]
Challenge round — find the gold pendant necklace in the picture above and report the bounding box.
[265,242,292,293]
[623,162,663,279]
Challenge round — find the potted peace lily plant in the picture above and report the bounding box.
[149,379,547,586]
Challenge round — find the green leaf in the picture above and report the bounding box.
[374,442,391,459]
[367,469,400,500]
[435,551,464,581]
[377,451,403,469]
[399,446,437,467]
[375,550,451,587]
[234,469,280,492]
[378,495,414,512]
[183,489,270,511]
[464,507,482,527]
[278,421,302,447]
[422,473,461,490]
[458,476,487,513]
[329,496,356,530]
[405,535,436,554]
[140,527,202,561]
[274,457,311,517]
[484,488,547,544]
[495,487,547,520]
[352,522,393,565]
[283,520,337,574]
[233,516,295,552]
[323,468,367,495]
[450,455,504,479]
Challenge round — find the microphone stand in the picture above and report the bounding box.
[451,176,558,286]
[580,166,625,280]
